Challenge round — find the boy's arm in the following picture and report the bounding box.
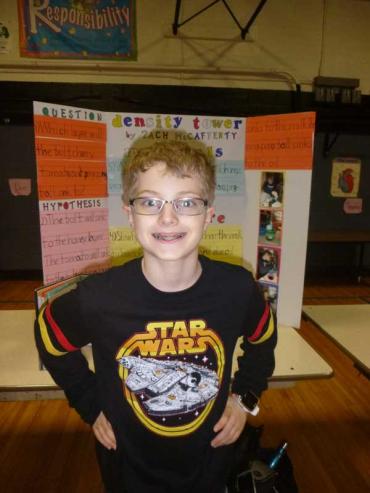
[211,282,276,447]
[211,283,277,447]
[34,290,101,425]
[232,281,277,397]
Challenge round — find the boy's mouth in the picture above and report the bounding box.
[152,233,186,241]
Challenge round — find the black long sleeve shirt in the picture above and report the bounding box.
[35,256,276,493]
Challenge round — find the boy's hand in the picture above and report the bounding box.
[211,395,247,448]
[92,411,117,450]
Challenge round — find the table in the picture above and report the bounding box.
[303,304,370,378]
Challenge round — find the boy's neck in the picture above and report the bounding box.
[141,256,202,292]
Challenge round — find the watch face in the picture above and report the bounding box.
[242,391,259,410]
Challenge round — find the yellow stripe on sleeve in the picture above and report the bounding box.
[249,308,275,345]
[38,305,67,356]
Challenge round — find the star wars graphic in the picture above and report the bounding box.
[116,319,225,436]
[118,356,219,416]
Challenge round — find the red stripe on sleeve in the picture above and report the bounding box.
[248,303,270,342]
[45,303,79,352]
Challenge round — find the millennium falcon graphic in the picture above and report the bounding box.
[118,356,219,417]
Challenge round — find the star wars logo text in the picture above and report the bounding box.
[122,319,217,358]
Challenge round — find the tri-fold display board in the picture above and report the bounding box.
[33,102,315,328]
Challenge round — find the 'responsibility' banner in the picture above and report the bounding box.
[18,0,136,60]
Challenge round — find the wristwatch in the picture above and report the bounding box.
[233,391,260,416]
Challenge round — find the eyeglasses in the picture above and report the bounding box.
[129,197,208,215]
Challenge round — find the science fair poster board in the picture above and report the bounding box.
[33,102,315,328]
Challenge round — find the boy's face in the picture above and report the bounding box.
[124,162,214,265]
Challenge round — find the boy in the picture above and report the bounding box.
[35,141,276,493]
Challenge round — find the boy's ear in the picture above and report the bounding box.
[123,203,134,227]
[204,206,215,230]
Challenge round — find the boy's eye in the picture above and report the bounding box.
[177,198,196,208]
[141,198,162,209]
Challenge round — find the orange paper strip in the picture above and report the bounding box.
[34,115,106,142]
[245,112,316,170]
[35,137,106,162]
[37,160,107,200]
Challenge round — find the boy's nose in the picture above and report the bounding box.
[158,202,179,224]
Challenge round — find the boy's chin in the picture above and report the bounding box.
[145,247,199,263]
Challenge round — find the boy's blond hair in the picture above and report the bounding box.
[122,141,216,204]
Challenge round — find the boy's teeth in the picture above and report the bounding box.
[154,233,184,240]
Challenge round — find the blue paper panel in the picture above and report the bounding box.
[18,0,136,60]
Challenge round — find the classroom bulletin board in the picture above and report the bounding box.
[33,102,315,328]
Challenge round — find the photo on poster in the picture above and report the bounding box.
[260,172,284,208]
[257,246,280,284]
[258,209,283,246]
[258,282,278,313]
